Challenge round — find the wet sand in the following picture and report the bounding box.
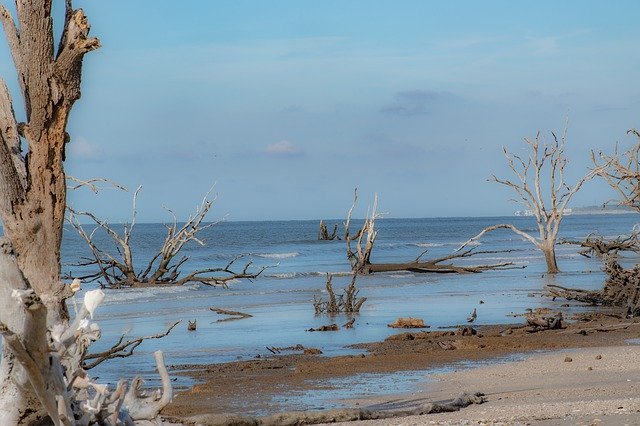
[163,310,640,424]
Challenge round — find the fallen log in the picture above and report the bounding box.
[179,392,486,425]
[210,307,253,322]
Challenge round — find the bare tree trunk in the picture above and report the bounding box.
[541,243,559,274]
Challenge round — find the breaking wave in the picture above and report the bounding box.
[255,252,300,259]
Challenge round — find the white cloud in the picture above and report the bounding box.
[265,140,303,157]
[67,137,104,160]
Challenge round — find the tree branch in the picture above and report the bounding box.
[83,321,180,370]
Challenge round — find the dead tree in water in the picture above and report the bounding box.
[68,185,267,288]
[313,273,367,314]
[458,129,607,274]
[0,3,173,422]
[318,219,341,240]
[344,190,521,275]
[549,130,640,315]
[587,129,640,315]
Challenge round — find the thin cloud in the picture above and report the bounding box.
[67,137,104,161]
[381,90,453,116]
[265,140,304,157]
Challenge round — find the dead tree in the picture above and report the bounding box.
[313,273,367,314]
[587,129,640,315]
[594,129,640,212]
[67,185,267,288]
[561,232,640,258]
[458,129,607,274]
[344,189,380,273]
[318,219,341,240]
[548,130,640,314]
[0,3,175,423]
[344,190,521,275]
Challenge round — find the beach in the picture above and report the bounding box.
[348,345,640,425]
[164,311,640,424]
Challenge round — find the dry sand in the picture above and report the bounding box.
[342,345,640,425]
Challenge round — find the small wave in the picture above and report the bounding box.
[99,284,198,305]
[255,252,300,259]
[266,271,353,279]
[412,243,445,248]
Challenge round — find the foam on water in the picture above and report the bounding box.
[255,252,300,259]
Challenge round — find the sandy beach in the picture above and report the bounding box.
[164,311,640,425]
[348,345,640,425]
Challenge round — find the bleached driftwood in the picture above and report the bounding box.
[344,190,518,275]
[0,240,173,424]
[67,185,267,288]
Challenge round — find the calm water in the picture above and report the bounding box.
[60,214,638,394]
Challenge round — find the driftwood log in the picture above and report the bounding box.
[344,190,523,275]
[210,308,253,322]
[180,392,486,425]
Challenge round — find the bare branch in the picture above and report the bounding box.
[456,223,538,252]
[83,321,180,370]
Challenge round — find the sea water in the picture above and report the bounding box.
[60,214,638,392]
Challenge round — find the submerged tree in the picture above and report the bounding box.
[313,273,367,315]
[67,185,266,288]
[318,219,341,240]
[0,2,172,423]
[345,189,520,275]
[458,129,606,274]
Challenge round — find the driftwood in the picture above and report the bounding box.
[83,320,180,370]
[181,392,486,425]
[265,344,322,355]
[343,318,356,329]
[307,324,339,332]
[547,284,606,305]
[318,220,341,240]
[457,128,608,274]
[313,273,367,314]
[587,130,640,315]
[525,312,564,331]
[67,186,268,288]
[0,241,173,424]
[210,308,253,322]
[562,232,640,258]
[388,317,429,328]
[344,190,523,275]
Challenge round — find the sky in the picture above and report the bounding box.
[1,0,640,222]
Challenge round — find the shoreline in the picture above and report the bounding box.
[162,309,640,423]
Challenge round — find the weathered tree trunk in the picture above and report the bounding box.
[0,1,99,421]
[541,243,559,274]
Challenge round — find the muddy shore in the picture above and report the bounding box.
[162,308,640,423]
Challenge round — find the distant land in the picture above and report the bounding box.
[515,205,636,216]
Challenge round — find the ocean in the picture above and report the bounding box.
[61,214,639,391]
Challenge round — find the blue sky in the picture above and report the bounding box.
[2,1,640,221]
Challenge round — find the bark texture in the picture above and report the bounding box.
[0,3,175,424]
[0,1,99,421]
